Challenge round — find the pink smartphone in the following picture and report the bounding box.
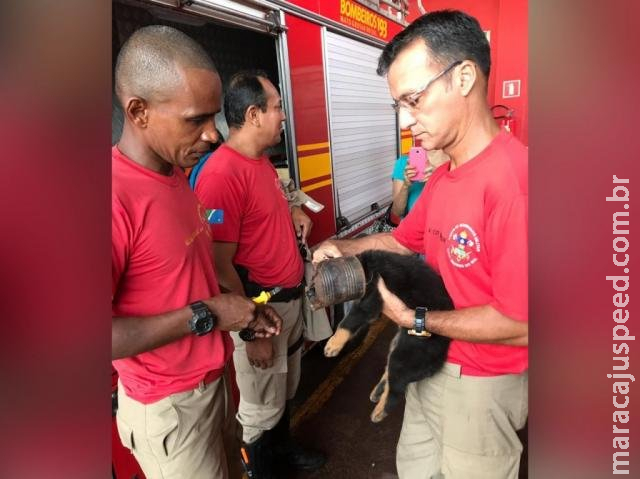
[408,147,427,181]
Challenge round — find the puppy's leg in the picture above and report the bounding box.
[370,368,388,403]
[324,291,382,357]
[379,335,418,420]
[370,379,390,423]
[324,327,353,357]
[380,374,408,421]
[370,330,402,422]
[370,329,400,402]
[371,368,411,423]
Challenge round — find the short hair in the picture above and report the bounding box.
[377,10,490,81]
[223,70,271,129]
[115,25,217,104]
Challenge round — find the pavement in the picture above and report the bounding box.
[287,318,528,479]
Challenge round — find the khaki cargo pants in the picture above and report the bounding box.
[396,363,528,479]
[116,368,243,479]
[232,298,303,443]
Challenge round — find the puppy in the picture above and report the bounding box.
[323,250,454,422]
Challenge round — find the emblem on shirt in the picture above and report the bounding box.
[447,223,480,268]
[205,209,224,224]
[186,204,212,245]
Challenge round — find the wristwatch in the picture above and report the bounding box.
[189,301,216,336]
[408,306,431,337]
[239,328,256,342]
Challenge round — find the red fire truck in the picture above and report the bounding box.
[112,0,419,246]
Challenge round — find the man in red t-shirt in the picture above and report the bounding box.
[194,71,325,477]
[112,27,281,479]
[313,11,528,479]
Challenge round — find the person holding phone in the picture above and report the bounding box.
[391,146,449,218]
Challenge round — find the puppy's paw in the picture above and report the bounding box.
[369,381,385,403]
[324,335,343,357]
[323,328,351,357]
[370,402,388,423]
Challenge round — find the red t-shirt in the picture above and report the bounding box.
[393,131,528,376]
[194,144,303,288]
[112,146,233,404]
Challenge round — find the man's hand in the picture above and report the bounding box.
[202,293,256,332]
[291,206,313,244]
[246,337,274,369]
[249,305,283,338]
[377,277,414,329]
[312,240,343,264]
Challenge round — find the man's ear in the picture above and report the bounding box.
[245,104,261,127]
[124,97,149,128]
[457,61,477,97]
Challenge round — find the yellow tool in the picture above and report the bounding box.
[240,287,283,342]
[251,287,282,304]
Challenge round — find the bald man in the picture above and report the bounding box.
[112,25,281,479]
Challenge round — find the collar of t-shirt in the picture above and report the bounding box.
[113,145,181,187]
[443,130,510,180]
[218,144,269,165]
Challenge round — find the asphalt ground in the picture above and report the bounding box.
[287,318,528,479]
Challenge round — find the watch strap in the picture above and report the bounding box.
[408,306,431,337]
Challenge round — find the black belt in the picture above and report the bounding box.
[235,264,303,303]
[270,283,304,303]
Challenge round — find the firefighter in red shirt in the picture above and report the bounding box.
[314,11,528,479]
[195,71,325,478]
[112,26,281,479]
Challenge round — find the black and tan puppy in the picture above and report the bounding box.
[323,250,454,422]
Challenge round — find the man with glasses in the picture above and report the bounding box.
[313,10,528,479]
[194,71,326,478]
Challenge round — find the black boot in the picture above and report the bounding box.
[240,433,276,479]
[271,403,326,471]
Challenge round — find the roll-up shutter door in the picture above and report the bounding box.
[148,0,280,34]
[324,30,397,224]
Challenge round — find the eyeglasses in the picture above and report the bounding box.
[391,60,463,113]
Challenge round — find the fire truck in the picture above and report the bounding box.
[112,0,419,247]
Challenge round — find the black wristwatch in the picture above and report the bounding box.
[239,328,256,342]
[408,306,431,337]
[189,301,216,336]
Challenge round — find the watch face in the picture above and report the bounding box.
[196,315,213,334]
[190,302,215,335]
